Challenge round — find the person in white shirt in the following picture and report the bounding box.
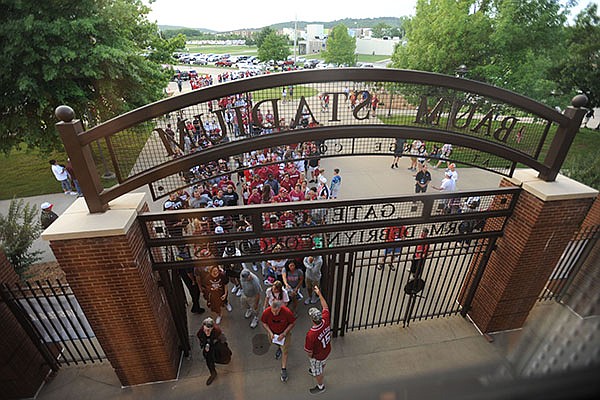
[49,159,77,195]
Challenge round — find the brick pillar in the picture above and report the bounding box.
[563,196,600,317]
[466,170,598,333]
[42,193,180,386]
[0,251,52,399]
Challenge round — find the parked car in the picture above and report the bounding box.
[215,59,233,67]
[193,58,207,65]
[188,69,198,79]
[303,59,320,69]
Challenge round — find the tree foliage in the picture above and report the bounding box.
[322,24,357,66]
[550,3,600,108]
[0,199,42,275]
[391,0,571,105]
[372,22,404,38]
[254,27,276,49]
[0,0,183,153]
[257,31,290,62]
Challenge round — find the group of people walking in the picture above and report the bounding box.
[192,250,331,394]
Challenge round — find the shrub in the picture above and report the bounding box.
[0,198,42,276]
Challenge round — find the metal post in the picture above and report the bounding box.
[54,105,108,213]
[460,237,497,317]
[538,94,588,181]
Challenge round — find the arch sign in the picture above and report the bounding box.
[55,69,587,213]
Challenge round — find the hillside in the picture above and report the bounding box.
[269,17,404,30]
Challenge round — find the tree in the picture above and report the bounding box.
[257,32,290,62]
[322,24,356,66]
[0,199,42,276]
[391,0,568,104]
[550,3,600,108]
[254,27,276,49]
[372,22,392,38]
[0,0,182,153]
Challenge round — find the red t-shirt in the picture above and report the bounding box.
[304,309,331,361]
[261,306,296,334]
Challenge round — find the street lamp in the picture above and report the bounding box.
[455,64,468,78]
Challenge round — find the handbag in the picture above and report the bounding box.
[214,341,232,364]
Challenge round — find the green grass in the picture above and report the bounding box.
[251,85,318,102]
[357,54,390,63]
[0,128,152,200]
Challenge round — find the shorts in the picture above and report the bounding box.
[305,278,320,291]
[309,357,327,376]
[384,247,402,255]
[415,184,428,193]
[275,331,292,353]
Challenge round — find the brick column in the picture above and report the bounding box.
[0,251,53,399]
[466,170,598,333]
[42,193,180,386]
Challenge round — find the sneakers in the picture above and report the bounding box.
[252,264,259,272]
[244,308,253,319]
[376,264,384,270]
[280,368,288,382]
[275,347,282,360]
[250,316,258,329]
[309,385,326,394]
[304,297,311,305]
[215,316,222,324]
[68,191,78,196]
[389,264,396,271]
[310,295,319,304]
[231,284,239,293]
[226,303,233,312]
[297,291,304,300]
[236,287,243,297]
[264,279,273,286]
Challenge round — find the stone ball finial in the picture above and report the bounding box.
[571,94,588,108]
[55,105,75,122]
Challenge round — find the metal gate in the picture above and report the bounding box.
[0,279,106,371]
[140,187,519,342]
[324,237,496,336]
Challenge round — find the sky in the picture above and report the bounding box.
[146,0,598,32]
[145,0,418,31]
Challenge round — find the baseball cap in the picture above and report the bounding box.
[215,226,224,234]
[202,317,215,328]
[41,202,53,210]
[308,307,323,323]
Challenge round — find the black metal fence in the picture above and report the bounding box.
[0,279,106,369]
[538,224,600,302]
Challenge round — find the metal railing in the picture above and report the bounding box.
[538,224,600,302]
[54,69,587,213]
[0,279,106,368]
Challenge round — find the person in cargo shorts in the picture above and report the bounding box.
[304,286,331,395]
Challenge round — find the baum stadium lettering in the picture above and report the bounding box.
[156,91,524,161]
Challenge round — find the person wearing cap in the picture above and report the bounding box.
[447,163,458,182]
[304,286,331,394]
[261,299,296,382]
[239,269,262,328]
[317,175,329,200]
[40,202,59,229]
[303,256,323,305]
[196,317,227,385]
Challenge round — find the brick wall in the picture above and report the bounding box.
[49,218,180,386]
[0,251,52,399]
[564,196,599,317]
[467,178,595,332]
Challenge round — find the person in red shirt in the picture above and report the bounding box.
[304,286,331,394]
[273,187,291,203]
[377,225,408,271]
[247,187,262,205]
[410,228,430,277]
[280,173,294,192]
[289,183,305,202]
[261,300,296,382]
